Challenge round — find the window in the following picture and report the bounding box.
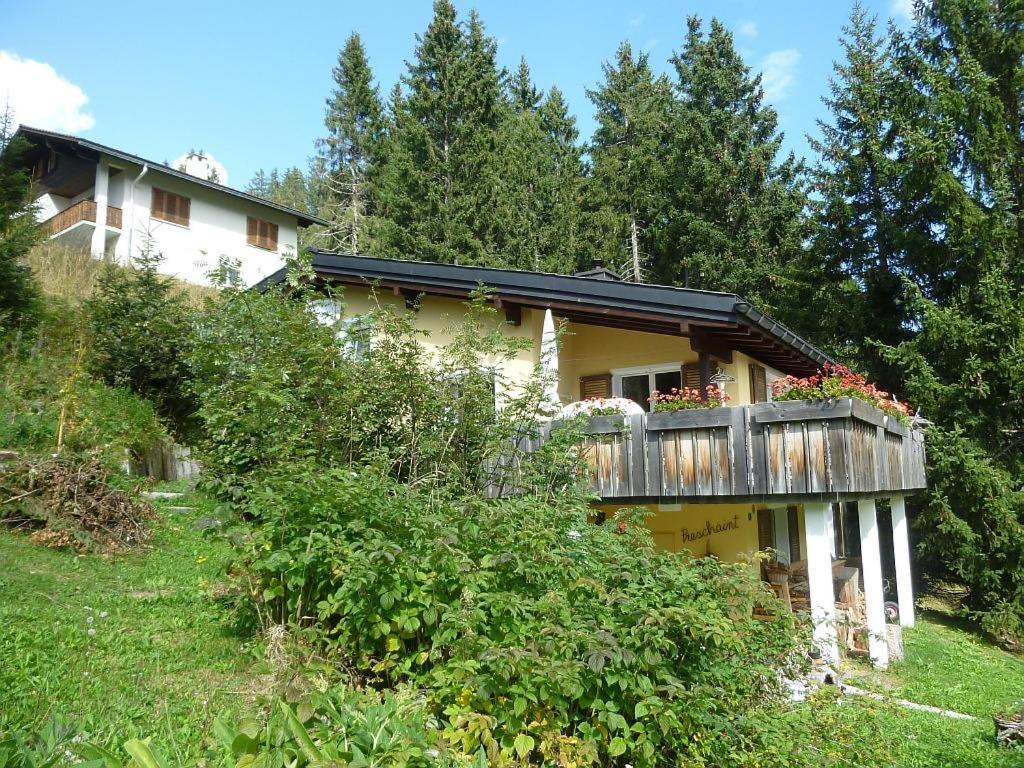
[611,364,686,412]
[32,150,57,180]
[151,188,190,226]
[247,217,278,251]
[340,316,372,360]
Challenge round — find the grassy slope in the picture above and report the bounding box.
[0,491,264,764]
[3,492,1024,766]
[848,615,1024,768]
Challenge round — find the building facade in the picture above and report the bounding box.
[262,252,928,670]
[19,126,325,287]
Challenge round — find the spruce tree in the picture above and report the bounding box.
[371,0,505,265]
[809,5,917,366]
[662,17,808,314]
[0,109,41,331]
[873,0,1024,640]
[320,33,383,254]
[585,43,674,282]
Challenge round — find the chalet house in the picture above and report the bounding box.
[17,126,326,287]
[262,252,928,669]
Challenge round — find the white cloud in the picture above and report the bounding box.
[891,0,916,21]
[737,20,758,38]
[0,50,95,133]
[173,150,229,185]
[759,48,800,102]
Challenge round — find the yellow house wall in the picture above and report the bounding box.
[333,285,541,399]
[593,502,808,569]
[330,284,791,408]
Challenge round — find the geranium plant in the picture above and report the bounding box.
[650,386,731,412]
[771,363,912,424]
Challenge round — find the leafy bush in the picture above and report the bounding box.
[230,468,804,766]
[0,304,165,468]
[85,246,196,435]
[188,273,575,500]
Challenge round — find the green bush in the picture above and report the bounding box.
[85,246,195,436]
[231,467,804,766]
[188,273,574,500]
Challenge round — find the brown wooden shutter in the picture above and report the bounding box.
[787,506,801,562]
[681,363,702,390]
[757,508,774,551]
[151,188,165,218]
[579,374,612,400]
[247,217,258,246]
[749,363,768,403]
[178,195,190,226]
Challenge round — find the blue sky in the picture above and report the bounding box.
[2,0,912,188]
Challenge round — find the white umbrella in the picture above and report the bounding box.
[540,308,561,413]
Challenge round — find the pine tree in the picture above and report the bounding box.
[371,0,505,265]
[872,0,1024,640]
[662,17,808,314]
[0,108,41,331]
[809,5,919,366]
[490,62,583,273]
[585,43,674,282]
[320,33,383,254]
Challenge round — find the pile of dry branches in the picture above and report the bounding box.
[996,707,1024,747]
[0,456,153,553]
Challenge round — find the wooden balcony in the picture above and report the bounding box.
[495,397,926,502]
[42,200,122,238]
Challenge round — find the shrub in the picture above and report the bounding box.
[231,467,804,766]
[85,245,196,435]
[188,271,575,500]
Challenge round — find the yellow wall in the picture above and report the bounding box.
[331,284,541,400]
[330,284,784,407]
[593,501,808,568]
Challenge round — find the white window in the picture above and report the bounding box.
[611,363,684,412]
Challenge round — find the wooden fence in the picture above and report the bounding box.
[490,397,926,502]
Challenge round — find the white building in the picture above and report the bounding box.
[18,126,325,287]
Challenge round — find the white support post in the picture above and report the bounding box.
[804,501,838,664]
[890,496,915,628]
[91,159,109,257]
[858,499,890,668]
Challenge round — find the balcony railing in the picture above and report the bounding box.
[42,200,123,238]
[492,397,927,501]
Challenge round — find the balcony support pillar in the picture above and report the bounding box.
[858,498,890,668]
[890,496,915,628]
[90,158,110,257]
[804,501,839,665]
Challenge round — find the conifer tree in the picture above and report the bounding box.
[371,0,505,265]
[320,33,383,254]
[662,18,808,313]
[871,0,1024,640]
[585,43,673,282]
[809,5,918,365]
[0,109,41,331]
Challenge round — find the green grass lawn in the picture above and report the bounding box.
[845,613,1024,768]
[0,490,266,764]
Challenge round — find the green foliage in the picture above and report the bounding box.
[661,17,810,312]
[188,271,572,500]
[0,304,165,466]
[84,246,195,435]
[0,107,42,333]
[230,468,804,767]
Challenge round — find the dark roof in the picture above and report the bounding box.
[15,125,328,227]
[258,251,835,374]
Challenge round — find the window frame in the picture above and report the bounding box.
[610,362,684,412]
[150,187,191,227]
[247,216,279,251]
